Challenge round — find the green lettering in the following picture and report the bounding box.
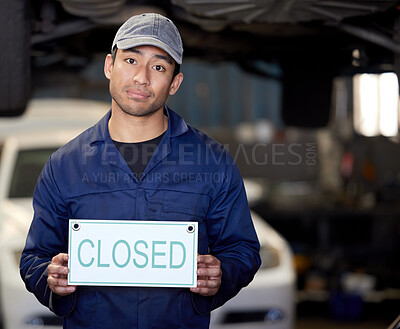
[97,240,110,267]
[112,240,131,268]
[170,241,186,269]
[133,240,148,268]
[152,241,166,269]
[78,239,94,267]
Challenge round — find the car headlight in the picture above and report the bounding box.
[259,244,280,270]
[14,249,23,266]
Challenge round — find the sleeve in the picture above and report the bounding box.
[19,155,77,317]
[192,153,261,314]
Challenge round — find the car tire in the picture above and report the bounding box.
[0,0,30,116]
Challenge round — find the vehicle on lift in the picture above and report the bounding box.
[1,0,399,124]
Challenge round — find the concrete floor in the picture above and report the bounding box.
[295,300,398,329]
[296,317,389,329]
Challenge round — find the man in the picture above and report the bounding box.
[20,13,261,328]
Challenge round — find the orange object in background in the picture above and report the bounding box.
[362,159,376,182]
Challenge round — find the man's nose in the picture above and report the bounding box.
[133,66,150,85]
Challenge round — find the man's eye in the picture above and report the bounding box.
[153,65,165,72]
[126,58,136,64]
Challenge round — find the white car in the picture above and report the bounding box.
[0,98,295,329]
[210,181,296,329]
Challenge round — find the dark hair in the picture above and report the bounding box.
[172,63,181,81]
[111,46,181,81]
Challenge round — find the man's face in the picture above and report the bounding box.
[104,45,183,117]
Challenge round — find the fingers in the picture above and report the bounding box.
[48,275,76,296]
[190,276,220,296]
[48,254,69,280]
[47,264,67,281]
[191,254,222,296]
[197,266,221,278]
[197,254,219,266]
[51,253,69,266]
[47,253,76,297]
[49,284,76,296]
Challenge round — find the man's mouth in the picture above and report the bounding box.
[126,88,151,100]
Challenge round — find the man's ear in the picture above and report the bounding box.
[169,73,184,96]
[104,54,113,80]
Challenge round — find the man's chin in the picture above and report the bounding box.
[120,106,162,118]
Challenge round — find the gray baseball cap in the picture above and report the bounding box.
[112,13,183,64]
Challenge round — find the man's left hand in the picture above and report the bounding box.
[190,254,222,296]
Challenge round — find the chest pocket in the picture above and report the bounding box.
[147,190,211,255]
[162,190,209,221]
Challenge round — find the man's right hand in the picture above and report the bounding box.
[47,253,77,296]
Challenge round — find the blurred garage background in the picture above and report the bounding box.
[1,0,400,328]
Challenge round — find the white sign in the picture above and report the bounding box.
[68,220,198,288]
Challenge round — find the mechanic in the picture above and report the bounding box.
[20,13,261,329]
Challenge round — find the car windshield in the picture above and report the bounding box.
[9,148,58,198]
